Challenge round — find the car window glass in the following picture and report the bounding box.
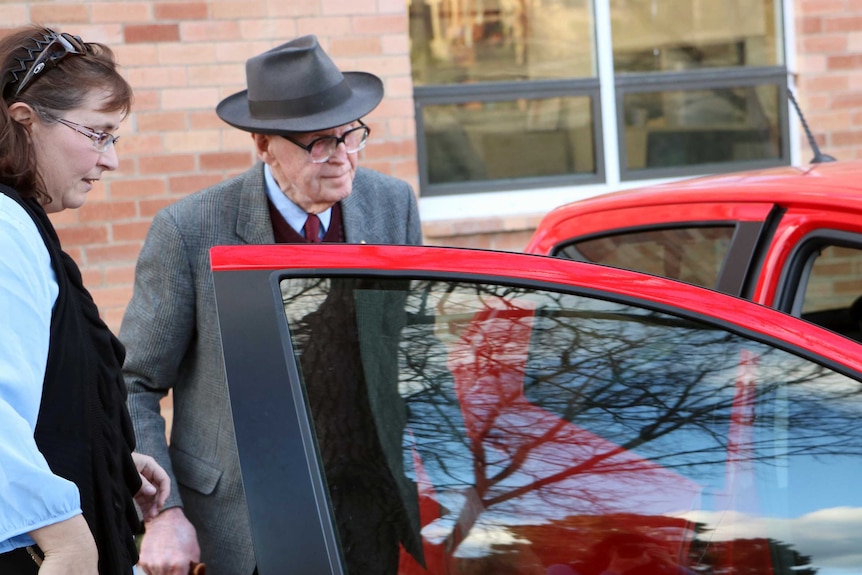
[799,244,862,344]
[555,226,735,289]
[278,276,862,575]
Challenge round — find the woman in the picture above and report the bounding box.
[0,26,169,574]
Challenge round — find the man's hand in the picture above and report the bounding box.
[137,507,201,575]
[132,452,171,521]
[29,514,98,575]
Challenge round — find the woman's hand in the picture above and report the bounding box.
[132,452,171,521]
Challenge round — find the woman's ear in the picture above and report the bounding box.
[8,101,37,126]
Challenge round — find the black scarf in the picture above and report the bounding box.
[0,184,141,575]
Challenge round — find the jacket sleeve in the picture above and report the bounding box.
[120,208,197,510]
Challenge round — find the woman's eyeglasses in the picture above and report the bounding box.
[281,121,371,164]
[9,30,86,99]
[45,115,119,152]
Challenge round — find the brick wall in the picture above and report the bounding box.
[5,0,862,333]
[795,0,862,162]
[2,0,417,333]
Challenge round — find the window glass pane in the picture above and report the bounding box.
[612,0,781,73]
[410,0,595,85]
[623,85,781,170]
[800,244,862,344]
[279,276,862,575]
[424,97,595,184]
[556,226,735,289]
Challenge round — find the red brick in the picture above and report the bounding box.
[124,24,181,43]
[154,2,209,20]
[104,264,138,285]
[297,17,352,37]
[831,130,862,146]
[102,308,126,334]
[200,152,256,171]
[79,201,138,223]
[210,2,268,19]
[827,54,862,70]
[131,90,160,112]
[31,4,89,23]
[329,37,383,57]
[93,3,152,23]
[801,0,846,14]
[800,16,823,34]
[79,268,104,287]
[830,92,862,108]
[110,178,168,199]
[137,111,188,132]
[352,14,408,35]
[168,174,224,194]
[90,285,138,308]
[189,111,228,130]
[803,35,847,53]
[323,0,376,16]
[140,154,196,174]
[48,209,81,227]
[823,16,862,33]
[113,221,153,242]
[85,243,144,264]
[179,21,241,42]
[119,133,164,155]
[56,225,110,246]
[140,198,178,217]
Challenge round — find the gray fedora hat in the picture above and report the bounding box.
[216,35,383,134]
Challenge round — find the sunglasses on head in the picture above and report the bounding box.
[8,29,86,99]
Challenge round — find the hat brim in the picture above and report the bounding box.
[216,71,384,134]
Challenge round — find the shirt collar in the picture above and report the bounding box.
[263,164,332,237]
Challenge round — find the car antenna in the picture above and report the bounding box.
[788,88,836,163]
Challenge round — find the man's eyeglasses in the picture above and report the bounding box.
[10,30,86,99]
[46,115,119,152]
[281,121,371,163]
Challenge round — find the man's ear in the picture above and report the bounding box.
[8,102,37,126]
[252,133,273,163]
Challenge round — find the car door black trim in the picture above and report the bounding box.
[212,268,345,575]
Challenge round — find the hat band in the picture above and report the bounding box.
[248,79,353,122]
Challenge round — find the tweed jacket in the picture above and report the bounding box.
[120,163,422,575]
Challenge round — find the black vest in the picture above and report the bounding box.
[0,184,141,575]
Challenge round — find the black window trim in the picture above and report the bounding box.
[774,229,862,316]
[413,66,793,196]
[616,66,791,181]
[414,78,605,196]
[550,219,765,295]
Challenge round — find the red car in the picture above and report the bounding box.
[211,244,862,575]
[526,161,862,344]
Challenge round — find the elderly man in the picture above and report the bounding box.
[121,36,422,575]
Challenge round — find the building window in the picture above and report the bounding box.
[410,0,788,196]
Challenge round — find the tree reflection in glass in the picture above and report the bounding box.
[279,277,862,575]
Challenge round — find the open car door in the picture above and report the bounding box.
[211,244,862,575]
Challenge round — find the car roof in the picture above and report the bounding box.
[544,160,862,219]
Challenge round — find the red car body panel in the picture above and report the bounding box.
[525,161,862,310]
[210,244,862,372]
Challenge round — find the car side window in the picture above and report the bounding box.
[798,243,862,344]
[276,275,862,575]
[554,226,735,290]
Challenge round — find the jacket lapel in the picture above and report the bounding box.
[236,163,276,245]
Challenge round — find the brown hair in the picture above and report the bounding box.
[0,25,133,202]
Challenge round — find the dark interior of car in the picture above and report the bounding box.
[801,295,862,344]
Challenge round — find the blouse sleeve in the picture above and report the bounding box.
[0,195,82,552]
